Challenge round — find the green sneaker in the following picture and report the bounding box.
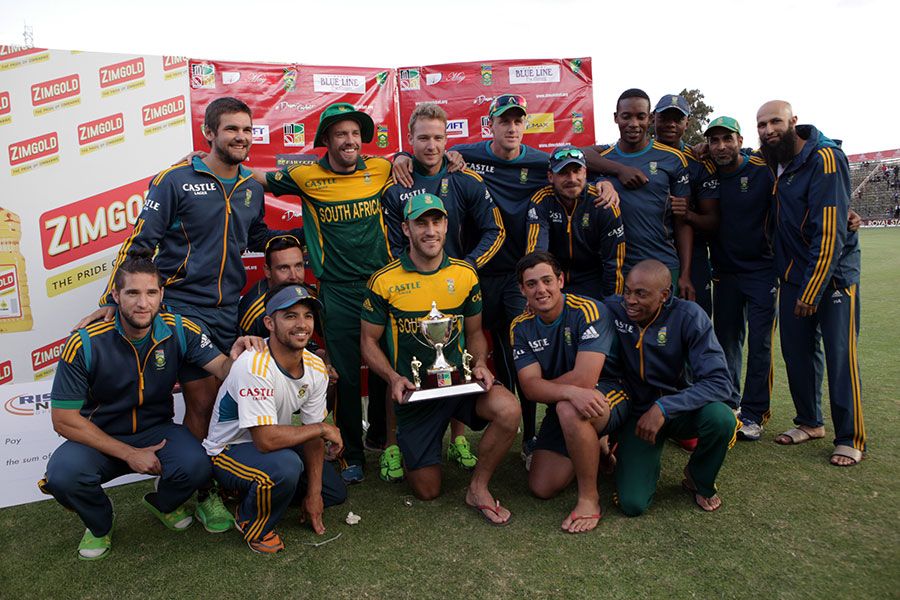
[142,494,193,531]
[379,444,404,482]
[448,435,478,470]
[195,490,235,533]
[77,527,112,561]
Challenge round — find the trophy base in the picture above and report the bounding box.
[403,368,486,403]
[402,381,488,403]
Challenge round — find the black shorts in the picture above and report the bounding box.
[534,379,630,458]
[396,393,490,471]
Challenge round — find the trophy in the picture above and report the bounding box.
[403,302,487,403]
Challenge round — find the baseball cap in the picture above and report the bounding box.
[313,102,375,147]
[265,285,323,317]
[488,94,528,119]
[704,116,741,136]
[549,145,586,173]
[403,193,448,220]
[653,94,691,117]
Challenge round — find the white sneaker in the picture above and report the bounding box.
[738,420,763,441]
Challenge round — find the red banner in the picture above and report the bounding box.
[847,148,900,163]
[396,58,594,152]
[187,59,399,169]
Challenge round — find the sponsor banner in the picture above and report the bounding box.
[847,149,900,163]
[99,57,146,97]
[0,360,11,385]
[77,112,125,154]
[0,91,10,126]
[31,73,82,116]
[0,380,186,508]
[45,253,116,297]
[162,55,188,80]
[861,218,900,227]
[397,57,594,150]
[39,177,150,270]
[8,131,59,175]
[188,59,399,170]
[0,45,50,71]
[31,337,67,380]
[142,95,187,135]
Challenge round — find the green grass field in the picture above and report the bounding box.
[2,230,898,600]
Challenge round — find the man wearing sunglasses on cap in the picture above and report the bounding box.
[526,145,625,299]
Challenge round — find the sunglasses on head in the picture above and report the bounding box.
[552,147,584,161]
[265,234,302,251]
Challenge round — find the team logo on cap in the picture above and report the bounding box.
[670,96,679,106]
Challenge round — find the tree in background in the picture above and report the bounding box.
[680,88,713,146]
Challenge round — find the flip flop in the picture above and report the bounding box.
[467,499,511,527]
[563,511,602,534]
[774,427,825,445]
[830,445,864,467]
[681,479,722,512]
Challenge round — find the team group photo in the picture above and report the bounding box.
[0,1,896,598]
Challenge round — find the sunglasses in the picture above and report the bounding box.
[265,234,302,251]
[552,147,584,161]
[490,95,528,115]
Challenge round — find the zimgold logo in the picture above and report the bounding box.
[39,178,150,269]
[162,56,188,80]
[0,91,11,126]
[31,73,80,106]
[142,96,186,135]
[8,132,59,175]
[100,57,144,87]
[78,113,124,145]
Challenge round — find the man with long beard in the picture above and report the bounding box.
[756,101,865,466]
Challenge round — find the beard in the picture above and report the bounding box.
[120,306,157,331]
[760,127,798,166]
[213,141,247,166]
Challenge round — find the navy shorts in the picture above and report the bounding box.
[396,393,490,471]
[534,379,630,457]
[164,301,238,383]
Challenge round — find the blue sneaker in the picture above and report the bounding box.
[341,464,365,484]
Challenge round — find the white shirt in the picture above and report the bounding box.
[203,346,328,456]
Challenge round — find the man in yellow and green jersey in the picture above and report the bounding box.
[251,103,391,483]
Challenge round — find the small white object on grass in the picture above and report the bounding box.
[345,511,361,525]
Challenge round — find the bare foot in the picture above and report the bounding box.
[561,497,602,533]
[682,467,722,512]
[465,487,511,525]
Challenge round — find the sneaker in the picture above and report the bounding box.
[142,493,193,531]
[77,527,112,561]
[234,512,285,554]
[448,436,478,470]
[379,445,404,482]
[521,436,538,472]
[195,490,235,533]
[341,463,365,485]
[738,419,763,441]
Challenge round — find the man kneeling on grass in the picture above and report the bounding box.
[511,251,629,533]
[603,259,738,514]
[203,284,347,553]
[361,193,521,525]
[40,251,258,560]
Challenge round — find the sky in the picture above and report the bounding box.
[0,0,896,155]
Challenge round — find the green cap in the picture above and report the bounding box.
[403,193,447,220]
[704,116,741,136]
[313,102,375,147]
